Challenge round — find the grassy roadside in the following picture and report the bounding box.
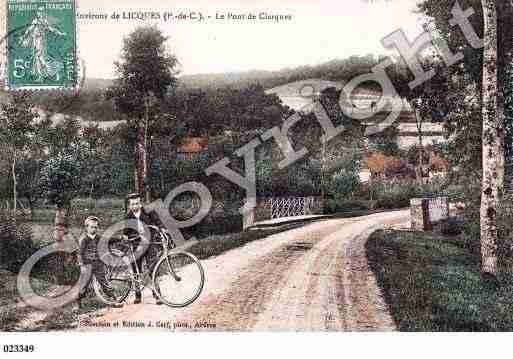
[366,230,513,331]
[0,269,97,332]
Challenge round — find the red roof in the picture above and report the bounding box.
[178,137,208,153]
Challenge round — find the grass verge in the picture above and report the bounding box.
[0,269,108,332]
[366,230,513,331]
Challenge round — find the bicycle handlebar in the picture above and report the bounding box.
[121,235,140,242]
[121,227,172,246]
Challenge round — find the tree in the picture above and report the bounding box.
[107,26,179,201]
[387,0,507,277]
[0,92,38,223]
[166,85,288,137]
[80,125,113,201]
[16,157,45,217]
[388,55,449,182]
[479,0,500,276]
[408,60,448,182]
[40,144,84,242]
[505,58,513,188]
[32,114,85,242]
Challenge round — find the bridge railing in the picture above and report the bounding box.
[244,196,324,229]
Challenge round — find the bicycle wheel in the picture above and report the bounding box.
[153,251,204,307]
[93,250,132,305]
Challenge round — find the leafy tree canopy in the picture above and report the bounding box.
[107,25,179,120]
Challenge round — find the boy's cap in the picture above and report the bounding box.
[84,216,100,226]
[127,193,141,200]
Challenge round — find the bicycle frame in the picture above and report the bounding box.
[120,225,178,293]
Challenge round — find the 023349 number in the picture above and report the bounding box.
[3,344,35,353]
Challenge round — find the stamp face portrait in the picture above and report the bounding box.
[6,0,77,90]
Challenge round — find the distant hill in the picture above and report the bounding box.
[84,70,298,92]
[177,70,288,90]
[177,56,379,90]
[83,55,381,92]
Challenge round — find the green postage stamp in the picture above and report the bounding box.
[6,0,78,90]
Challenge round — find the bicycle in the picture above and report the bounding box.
[93,225,205,308]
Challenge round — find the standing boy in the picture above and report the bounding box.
[77,216,123,309]
[123,193,163,305]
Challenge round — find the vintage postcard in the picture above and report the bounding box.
[0,0,512,353]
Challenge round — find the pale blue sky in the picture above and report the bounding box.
[76,0,424,78]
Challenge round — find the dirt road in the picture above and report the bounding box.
[78,210,409,332]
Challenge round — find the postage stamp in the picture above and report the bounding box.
[6,0,77,90]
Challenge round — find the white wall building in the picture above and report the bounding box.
[266,79,448,150]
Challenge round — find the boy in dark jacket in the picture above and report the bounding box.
[78,216,123,309]
[123,193,163,305]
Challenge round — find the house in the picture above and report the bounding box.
[177,137,209,161]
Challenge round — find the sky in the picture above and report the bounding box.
[76,0,425,78]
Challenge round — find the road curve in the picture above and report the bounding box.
[78,210,409,332]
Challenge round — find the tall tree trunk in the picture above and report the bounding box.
[144,99,151,203]
[53,206,66,242]
[497,90,505,193]
[52,206,67,284]
[12,150,17,224]
[27,197,34,221]
[134,163,139,195]
[480,0,500,276]
[134,123,147,199]
[414,109,425,183]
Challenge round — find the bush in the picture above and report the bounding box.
[0,211,38,272]
[440,217,464,236]
[360,178,448,210]
[0,211,79,284]
[262,159,321,197]
[376,195,410,209]
[325,177,449,213]
[327,171,360,199]
[364,180,414,208]
[325,198,370,213]
[256,159,273,197]
[175,199,244,238]
[194,214,243,237]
